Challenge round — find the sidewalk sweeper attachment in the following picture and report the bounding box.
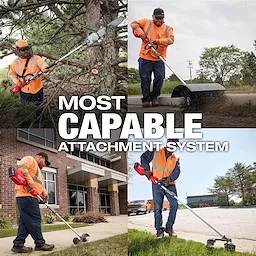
[145,42,226,111]
[133,162,236,251]
[8,167,89,245]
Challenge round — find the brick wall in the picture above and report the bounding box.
[109,191,120,216]
[0,129,128,222]
[0,129,68,223]
[119,185,127,214]
[111,151,127,174]
[87,187,99,212]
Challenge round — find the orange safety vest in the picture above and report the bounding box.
[152,148,177,184]
[10,55,48,94]
[131,18,174,61]
[15,156,46,198]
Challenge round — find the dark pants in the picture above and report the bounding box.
[13,196,45,248]
[138,57,165,102]
[20,88,43,103]
[152,182,178,233]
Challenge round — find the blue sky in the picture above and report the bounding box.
[128,128,256,203]
[128,0,256,80]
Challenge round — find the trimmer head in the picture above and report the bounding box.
[206,237,236,251]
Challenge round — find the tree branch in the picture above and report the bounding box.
[47,3,82,36]
[35,51,88,69]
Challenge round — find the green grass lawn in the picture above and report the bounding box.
[128,229,256,256]
[0,223,89,238]
[128,80,180,95]
[47,233,128,256]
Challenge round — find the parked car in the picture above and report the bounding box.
[128,200,152,216]
[147,199,169,211]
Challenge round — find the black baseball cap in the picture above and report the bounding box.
[153,8,164,18]
[37,152,51,166]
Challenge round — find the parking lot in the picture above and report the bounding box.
[128,207,256,253]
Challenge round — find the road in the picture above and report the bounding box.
[128,207,256,253]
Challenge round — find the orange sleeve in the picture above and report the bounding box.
[130,18,149,38]
[18,156,35,190]
[160,26,174,46]
[36,56,48,71]
[10,60,20,84]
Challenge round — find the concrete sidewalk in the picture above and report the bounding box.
[0,215,127,256]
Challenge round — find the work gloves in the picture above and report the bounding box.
[10,80,26,94]
[144,170,152,180]
[29,188,39,197]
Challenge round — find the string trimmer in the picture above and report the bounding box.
[134,162,236,251]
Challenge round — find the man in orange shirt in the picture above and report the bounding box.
[141,139,180,238]
[10,40,49,103]
[131,8,174,107]
[12,152,55,253]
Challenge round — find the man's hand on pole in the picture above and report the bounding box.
[29,188,39,197]
[144,170,152,180]
[152,39,161,45]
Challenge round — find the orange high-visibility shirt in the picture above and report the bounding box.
[131,18,174,61]
[10,55,48,94]
[152,148,177,184]
[15,156,46,198]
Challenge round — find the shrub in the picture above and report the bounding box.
[0,216,12,229]
[73,211,108,224]
[62,213,70,222]
[42,212,55,224]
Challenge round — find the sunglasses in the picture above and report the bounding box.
[155,16,164,20]
[19,47,30,52]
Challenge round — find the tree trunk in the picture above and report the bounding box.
[83,0,120,95]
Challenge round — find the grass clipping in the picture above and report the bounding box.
[128,229,256,256]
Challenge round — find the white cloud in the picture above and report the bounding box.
[128,0,256,80]
[0,54,16,69]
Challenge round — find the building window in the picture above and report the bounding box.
[99,188,110,214]
[42,169,56,204]
[18,128,55,148]
[70,149,112,169]
[68,184,87,215]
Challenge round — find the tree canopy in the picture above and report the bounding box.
[0,0,128,127]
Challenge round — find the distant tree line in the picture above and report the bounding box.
[128,41,256,86]
[208,162,256,206]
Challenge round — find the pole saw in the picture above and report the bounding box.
[133,162,236,251]
[10,16,125,94]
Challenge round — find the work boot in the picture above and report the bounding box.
[156,230,164,239]
[142,101,151,107]
[11,246,33,253]
[35,243,55,251]
[165,228,177,237]
[151,99,159,107]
